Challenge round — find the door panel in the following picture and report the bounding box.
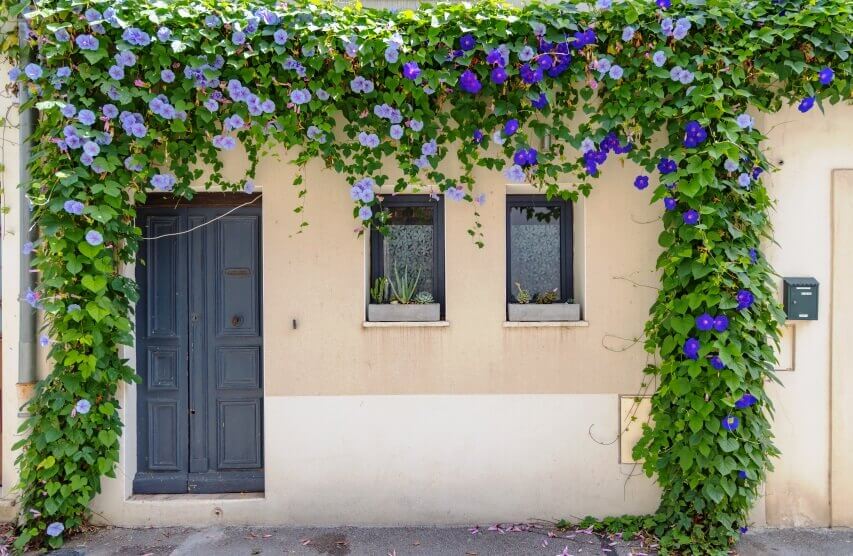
[135,203,263,494]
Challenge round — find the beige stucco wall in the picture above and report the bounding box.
[2,49,852,526]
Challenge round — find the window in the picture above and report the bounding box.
[506,195,573,305]
[370,195,445,317]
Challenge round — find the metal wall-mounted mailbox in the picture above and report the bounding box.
[783,277,819,320]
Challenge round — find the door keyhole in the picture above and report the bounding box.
[231,314,243,327]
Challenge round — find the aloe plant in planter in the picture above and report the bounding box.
[368,265,440,322]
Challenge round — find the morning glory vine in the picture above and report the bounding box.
[2,0,851,552]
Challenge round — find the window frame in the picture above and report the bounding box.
[369,194,446,317]
[505,194,574,305]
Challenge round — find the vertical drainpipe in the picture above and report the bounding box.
[17,17,36,385]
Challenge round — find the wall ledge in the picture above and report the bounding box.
[362,321,450,328]
[503,320,590,328]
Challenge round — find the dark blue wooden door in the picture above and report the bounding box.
[135,203,263,494]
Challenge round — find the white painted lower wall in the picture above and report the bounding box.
[90,394,659,527]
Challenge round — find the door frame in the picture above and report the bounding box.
[133,193,264,494]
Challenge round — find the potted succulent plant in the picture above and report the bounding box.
[367,265,441,322]
[507,282,581,322]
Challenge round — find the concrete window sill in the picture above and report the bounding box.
[362,321,450,328]
[502,320,590,328]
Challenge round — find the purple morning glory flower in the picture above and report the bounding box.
[62,200,84,216]
[46,522,64,537]
[116,51,136,67]
[722,415,740,431]
[150,173,176,191]
[108,65,125,80]
[22,241,34,255]
[596,0,612,9]
[513,148,538,167]
[83,141,100,157]
[384,46,399,64]
[724,159,739,172]
[683,337,700,360]
[713,315,729,332]
[76,34,99,50]
[244,180,255,194]
[658,158,677,174]
[819,67,834,86]
[68,303,81,313]
[290,88,312,105]
[7,67,20,81]
[682,210,699,225]
[78,110,96,126]
[652,51,666,67]
[696,313,714,331]
[504,164,526,183]
[662,18,674,37]
[520,63,543,84]
[274,29,288,45]
[156,26,172,42]
[473,129,484,143]
[161,69,175,83]
[389,124,404,140]
[486,47,507,67]
[664,197,677,211]
[459,34,476,51]
[75,399,91,414]
[402,61,421,80]
[447,186,465,202]
[24,63,42,80]
[85,230,103,246]
[483,66,506,85]
[622,26,636,42]
[459,70,482,94]
[736,113,754,130]
[608,65,624,80]
[738,173,751,188]
[358,132,380,149]
[503,119,519,136]
[735,393,758,409]
[350,76,374,94]
[683,120,707,148]
[736,289,754,310]
[710,355,726,370]
[596,58,612,74]
[580,138,595,154]
[531,93,548,110]
[738,470,748,479]
[123,27,151,47]
[798,96,815,113]
[24,288,40,308]
[232,31,246,46]
[657,0,671,8]
[749,248,758,264]
[518,46,535,62]
[61,104,76,118]
[634,176,649,190]
[421,139,438,157]
[55,28,70,42]
[212,135,236,150]
[39,334,50,347]
[358,206,372,221]
[204,99,219,112]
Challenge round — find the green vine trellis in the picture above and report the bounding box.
[2,0,851,552]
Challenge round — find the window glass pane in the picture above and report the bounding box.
[383,205,434,295]
[509,205,561,301]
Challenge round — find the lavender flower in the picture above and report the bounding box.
[122,27,151,47]
[389,124,404,140]
[358,206,372,220]
[421,139,438,157]
[75,399,92,414]
[39,334,50,347]
[580,138,595,154]
[24,63,42,80]
[61,104,76,118]
[22,241,34,255]
[274,29,288,45]
[447,186,465,201]
[108,65,125,80]
[504,164,526,183]
[518,46,535,62]
[738,173,751,188]
[78,110,96,126]
[608,65,624,80]
[724,159,739,172]
[736,113,754,130]
[358,132,380,149]
[622,26,636,42]
[76,34,99,50]
[409,119,424,132]
[350,76,374,94]
[156,27,172,42]
[24,288,40,308]
[85,230,103,246]
[46,522,64,537]
[150,173,176,191]
[652,51,666,67]
[116,51,136,67]
[384,46,399,64]
[161,69,175,83]
[290,89,312,105]
[55,28,70,42]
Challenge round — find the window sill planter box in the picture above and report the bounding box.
[368,303,441,322]
[507,303,581,322]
